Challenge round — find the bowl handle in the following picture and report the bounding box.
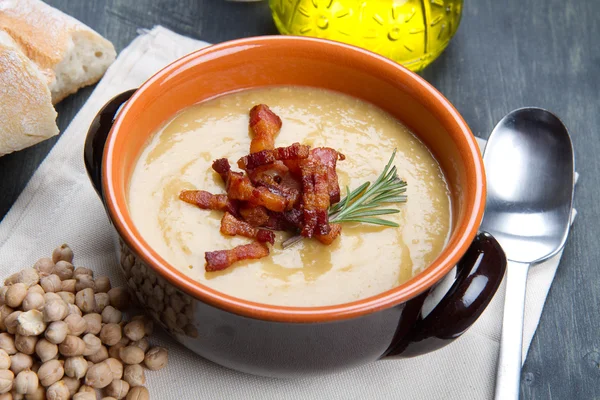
[383,231,506,358]
[84,89,137,200]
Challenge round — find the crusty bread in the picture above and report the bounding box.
[0,0,116,104]
[0,30,58,156]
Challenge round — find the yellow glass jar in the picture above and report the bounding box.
[269,0,463,72]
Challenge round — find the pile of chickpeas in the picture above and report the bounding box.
[0,244,168,399]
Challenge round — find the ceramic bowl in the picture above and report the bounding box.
[84,36,506,377]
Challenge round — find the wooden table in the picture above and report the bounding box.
[1,1,598,398]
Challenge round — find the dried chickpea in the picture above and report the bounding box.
[4,311,21,334]
[6,284,27,308]
[0,305,14,331]
[0,394,9,400]
[82,334,102,357]
[64,356,88,379]
[60,279,76,293]
[67,303,82,317]
[33,258,55,277]
[105,379,130,399]
[75,276,95,292]
[80,385,95,394]
[104,358,123,380]
[58,335,86,357]
[144,347,168,371]
[0,370,14,394]
[94,293,110,313]
[0,287,8,305]
[16,310,45,336]
[3,273,19,286]
[125,386,149,400]
[24,386,45,400]
[107,287,129,311]
[95,276,111,293]
[56,292,74,305]
[10,353,32,375]
[52,245,74,264]
[83,313,102,335]
[43,293,60,302]
[100,324,122,346]
[0,333,16,355]
[35,339,58,363]
[45,322,68,345]
[86,344,108,364]
[43,299,68,323]
[0,350,10,370]
[130,339,148,353]
[40,275,61,293]
[85,361,112,389]
[53,262,74,281]
[62,376,81,396]
[101,306,122,324]
[37,359,64,387]
[73,391,96,400]
[14,335,37,355]
[118,346,144,365]
[75,288,96,313]
[108,342,126,360]
[122,364,144,387]
[73,268,93,278]
[16,269,39,288]
[123,320,145,342]
[104,397,118,400]
[27,285,45,296]
[14,369,38,395]
[64,314,87,336]
[46,380,70,400]
[21,292,44,312]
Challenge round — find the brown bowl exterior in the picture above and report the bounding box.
[85,36,505,376]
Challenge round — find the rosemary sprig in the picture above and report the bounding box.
[282,150,407,249]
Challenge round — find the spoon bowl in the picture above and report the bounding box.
[481,107,574,400]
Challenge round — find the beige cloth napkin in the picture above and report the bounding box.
[0,26,575,399]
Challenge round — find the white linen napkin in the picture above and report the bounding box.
[0,26,575,399]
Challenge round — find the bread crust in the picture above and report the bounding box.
[0,0,116,103]
[0,30,58,156]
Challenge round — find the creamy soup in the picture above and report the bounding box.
[128,87,451,307]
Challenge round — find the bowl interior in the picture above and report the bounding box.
[104,36,484,322]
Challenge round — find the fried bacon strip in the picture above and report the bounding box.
[237,143,310,170]
[315,223,342,245]
[212,158,231,184]
[299,160,331,237]
[220,212,275,244]
[310,148,346,203]
[205,242,270,272]
[239,204,270,227]
[247,161,289,186]
[249,104,282,153]
[227,172,288,212]
[179,190,239,216]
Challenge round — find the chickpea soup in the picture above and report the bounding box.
[128,87,451,307]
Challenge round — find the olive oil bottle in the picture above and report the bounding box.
[269,0,463,72]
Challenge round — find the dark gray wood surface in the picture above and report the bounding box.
[1,0,598,398]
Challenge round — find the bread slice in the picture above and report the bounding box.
[0,0,116,104]
[0,30,58,156]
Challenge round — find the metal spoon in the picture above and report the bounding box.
[480,108,575,399]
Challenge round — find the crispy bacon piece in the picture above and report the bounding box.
[179,190,239,216]
[227,172,288,212]
[239,204,270,227]
[309,148,345,203]
[220,212,275,244]
[249,104,282,153]
[238,143,310,170]
[262,209,303,231]
[205,242,270,272]
[247,161,289,186]
[300,160,331,237]
[212,158,231,184]
[261,182,300,210]
[315,223,342,245]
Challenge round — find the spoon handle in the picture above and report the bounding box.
[495,260,530,400]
